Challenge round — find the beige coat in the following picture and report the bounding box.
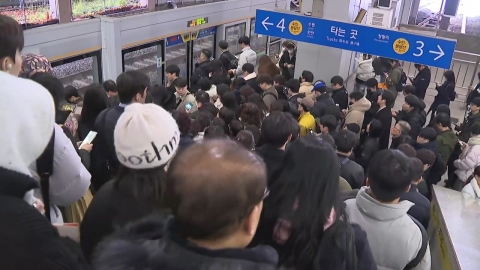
[344,97,371,128]
[299,82,315,100]
[175,91,197,114]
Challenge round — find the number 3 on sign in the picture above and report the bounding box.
[277,19,285,32]
[413,41,424,57]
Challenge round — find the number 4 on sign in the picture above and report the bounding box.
[277,19,285,32]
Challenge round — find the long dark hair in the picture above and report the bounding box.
[466,165,480,186]
[258,136,356,269]
[80,84,109,125]
[444,70,456,86]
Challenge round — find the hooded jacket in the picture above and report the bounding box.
[345,187,431,270]
[356,58,375,82]
[235,46,257,76]
[345,97,371,128]
[93,217,279,270]
[175,91,197,114]
[299,82,314,100]
[436,129,458,163]
[262,85,279,110]
[462,179,480,199]
[191,60,211,91]
[454,135,480,182]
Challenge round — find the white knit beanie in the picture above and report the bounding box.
[114,103,180,169]
[0,72,55,176]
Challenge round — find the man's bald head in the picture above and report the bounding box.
[166,139,267,240]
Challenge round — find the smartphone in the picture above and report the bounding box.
[79,131,97,149]
[185,102,193,111]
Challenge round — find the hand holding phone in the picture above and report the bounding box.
[185,102,193,112]
[79,131,97,150]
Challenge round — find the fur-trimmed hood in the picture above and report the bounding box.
[93,216,278,270]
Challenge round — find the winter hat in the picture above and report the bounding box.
[20,54,54,79]
[0,72,55,176]
[313,80,327,93]
[114,103,180,169]
[297,97,315,110]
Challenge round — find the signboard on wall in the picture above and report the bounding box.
[254,9,456,69]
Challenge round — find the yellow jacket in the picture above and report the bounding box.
[298,112,316,136]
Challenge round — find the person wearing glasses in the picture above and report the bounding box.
[93,139,277,269]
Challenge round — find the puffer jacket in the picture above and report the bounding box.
[345,97,371,128]
[462,179,480,199]
[436,129,458,164]
[299,82,314,100]
[356,58,375,82]
[454,135,480,182]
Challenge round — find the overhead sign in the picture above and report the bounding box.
[254,10,456,69]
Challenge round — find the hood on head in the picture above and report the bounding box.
[0,72,55,176]
[351,97,371,112]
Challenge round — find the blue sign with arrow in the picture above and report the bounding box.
[254,9,456,69]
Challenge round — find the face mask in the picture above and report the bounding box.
[288,50,294,54]
[282,47,286,51]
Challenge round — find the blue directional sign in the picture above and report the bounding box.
[255,9,456,69]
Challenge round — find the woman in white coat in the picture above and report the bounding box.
[354,54,375,93]
[454,124,480,191]
[462,165,480,199]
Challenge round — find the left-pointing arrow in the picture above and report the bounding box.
[262,17,274,30]
[429,45,445,61]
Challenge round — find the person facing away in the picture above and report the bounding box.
[434,113,458,164]
[78,84,109,141]
[218,39,237,72]
[297,97,316,136]
[257,54,280,78]
[81,103,179,263]
[355,53,375,93]
[400,158,431,230]
[373,90,395,150]
[334,130,365,189]
[385,58,403,100]
[363,78,383,129]
[298,70,315,100]
[409,64,431,100]
[253,136,377,270]
[344,90,371,129]
[190,49,212,91]
[29,72,92,224]
[357,119,381,170]
[454,124,480,189]
[428,70,456,123]
[330,75,349,111]
[90,70,150,191]
[255,111,298,187]
[345,149,431,270]
[93,139,278,270]
[0,55,87,269]
[230,36,257,77]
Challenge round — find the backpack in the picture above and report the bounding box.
[220,52,237,70]
[262,92,278,101]
[447,84,456,102]
[36,129,93,223]
[396,70,408,93]
[404,215,429,270]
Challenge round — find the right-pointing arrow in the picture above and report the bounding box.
[262,17,274,31]
[429,45,445,61]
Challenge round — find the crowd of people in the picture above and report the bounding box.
[2,12,480,270]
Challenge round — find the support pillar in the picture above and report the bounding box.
[409,0,420,24]
[101,17,123,80]
[398,0,414,26]
[294,0,368,86]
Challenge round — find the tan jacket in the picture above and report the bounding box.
[175,91,197,114]
[345,97,371,128]
[299,82,315,100]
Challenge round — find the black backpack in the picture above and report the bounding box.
[36,131,56,222]
[396,70,408,93]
